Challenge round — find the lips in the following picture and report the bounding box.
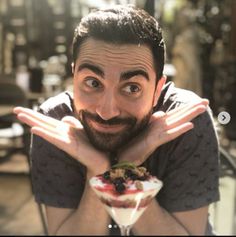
[89,120,126,133]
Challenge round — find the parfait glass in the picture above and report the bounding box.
[90,173,163,236]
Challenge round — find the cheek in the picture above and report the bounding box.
[118,96,153,119]
[73,86,97,111]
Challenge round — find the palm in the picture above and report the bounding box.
[13,107,109,175]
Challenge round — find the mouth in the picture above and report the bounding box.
[89,120,127,133]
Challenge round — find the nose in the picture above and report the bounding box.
[96,92,121,120]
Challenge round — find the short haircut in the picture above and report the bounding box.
[72,5,165,81]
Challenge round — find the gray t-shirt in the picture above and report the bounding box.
[30,82,220,234]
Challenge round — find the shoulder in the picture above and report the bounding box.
[172,87,202,104]
[161,83,218,143]
[156,82,203,113]
[165,84,217,134]
[39,91,74,119]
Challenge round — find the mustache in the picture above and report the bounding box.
[79,110,137,126]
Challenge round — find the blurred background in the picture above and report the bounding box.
[0,0,235,235]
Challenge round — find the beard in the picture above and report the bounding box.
[76,109,152,152]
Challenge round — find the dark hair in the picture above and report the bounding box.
[72,5,165,81]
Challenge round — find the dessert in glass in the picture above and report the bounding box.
[89,162,163,236]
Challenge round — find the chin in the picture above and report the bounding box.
[88,131,130,152]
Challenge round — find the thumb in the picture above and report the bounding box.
[150,111,166,123]
[61,116,83,129]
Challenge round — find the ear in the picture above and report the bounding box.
[71,62,74,74]
[153,75,167,107]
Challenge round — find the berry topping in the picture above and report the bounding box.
[103,171,110,180]
[115,182,126,193]
[100,161,152,193]
[113,177,125,185]
[129,173,139,181]
[125,169,134,178]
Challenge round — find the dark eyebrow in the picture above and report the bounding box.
[77,63,104,78]
[120,70,149,81]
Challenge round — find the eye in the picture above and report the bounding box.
[85,78,102,89]
[122,84,141,94]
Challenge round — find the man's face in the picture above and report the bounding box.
[73,38,163,152]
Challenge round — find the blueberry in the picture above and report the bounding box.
[125,169,133,178]
[115,183,126,193]
[138,175,146,181]
[103,171,110,180]
[113,177,125,184]
[130,174,139,180]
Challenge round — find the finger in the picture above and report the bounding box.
[161,122,194,144]
[61,117,86,141]
[150,111,167,123]
[166,99,209,118]
[150,100,208,124]
[13,106,26,114]
[61,116,83,129]
[17,113,69,135]
[14,106,60,129]
[166,105,206,129]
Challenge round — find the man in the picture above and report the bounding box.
[14,5,219,235]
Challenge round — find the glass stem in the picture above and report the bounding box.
[119,225,131,236]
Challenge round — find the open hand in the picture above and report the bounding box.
[13,107,110,176]
[118,99,209,166]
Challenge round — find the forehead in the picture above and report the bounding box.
[76,38,155,71]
